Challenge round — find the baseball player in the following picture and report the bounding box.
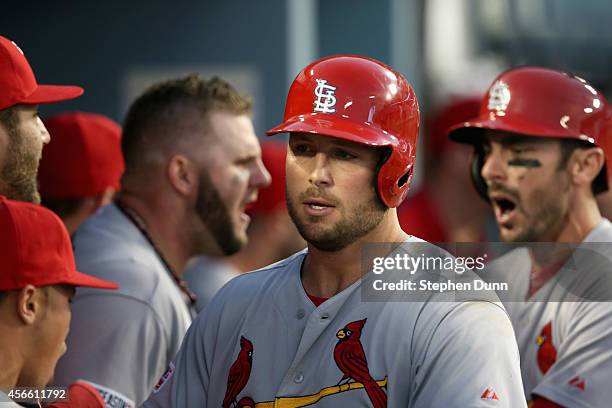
[0,35,83,204]
[143,55,526,407]
[38,112,124,235]
[448,67,612,407]
[0,196,118,407]
[53,75,270,407]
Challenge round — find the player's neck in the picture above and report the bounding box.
[0,331,22,392]
[61,201,97,236]
[527,195,602,296]
[115,192,191,277]
[548,195,602,244]
[302,210,408,298]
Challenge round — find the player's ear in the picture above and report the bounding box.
[569,147,604,188]
[15,285,46,325]
[167,154,198,197]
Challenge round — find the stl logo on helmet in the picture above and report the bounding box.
[488,80,511,112]
[313,79,337,114]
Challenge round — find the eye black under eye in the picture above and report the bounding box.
[508,158,541,168]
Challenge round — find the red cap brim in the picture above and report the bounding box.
[266,113,398,147]
[21,84,84,105]
[60,270,119,289]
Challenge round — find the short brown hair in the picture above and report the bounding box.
[121,74,252,177]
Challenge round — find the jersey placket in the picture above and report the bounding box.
[275,281,359,398]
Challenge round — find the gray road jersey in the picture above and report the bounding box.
[484,219,612,407]
[144,238,526,407]
[54,203,193,407]
[183,256,239,313]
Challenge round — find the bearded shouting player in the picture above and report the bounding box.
[449,66,612,407]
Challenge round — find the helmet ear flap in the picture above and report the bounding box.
[376,146,414,208]
[397,165,413,189]
[471,147,489,201]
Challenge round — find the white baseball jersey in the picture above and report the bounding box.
[54,203,193,407]
[484,218,612,407]
[143,237,526,407]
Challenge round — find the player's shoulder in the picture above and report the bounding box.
[73,203,184,306]
[216,249,306,299]
[587,217,612,242]
[74,203,155,264]
[197,249,306,322]
[408,298,514,366]
[388,236,504,304]
[576,218,612,266]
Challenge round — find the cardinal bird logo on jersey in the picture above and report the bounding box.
[223,336,254,408]
[334,319,387,408]
[536,321,557,374]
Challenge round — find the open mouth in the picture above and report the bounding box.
[490,194,518,226]
[495,197,515,215]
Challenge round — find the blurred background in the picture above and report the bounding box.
[6,0,612,254]
[6,0,612,183]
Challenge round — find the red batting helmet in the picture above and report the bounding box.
[448,66,612,197]
[266,55,420,208]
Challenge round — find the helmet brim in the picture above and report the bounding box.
[448,115,595,145]
[266,113,400,147]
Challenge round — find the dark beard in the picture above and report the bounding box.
[194,169,244,255]
[490,179,568,243]
[507,188,567,243]
[286,186,386,252]
[1,129,40,204]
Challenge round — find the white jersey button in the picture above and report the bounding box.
[296,309,305,319]
[294,372,304,383]
[321,312,330,320]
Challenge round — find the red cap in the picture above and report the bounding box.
[0,196,118,291]
[38,112,125,199]
[246,142,287,216]
[0,36,83,111]
[426,97,481,157]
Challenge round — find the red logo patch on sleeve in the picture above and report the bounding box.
[480,387,500,401]
[568,375,586,391]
